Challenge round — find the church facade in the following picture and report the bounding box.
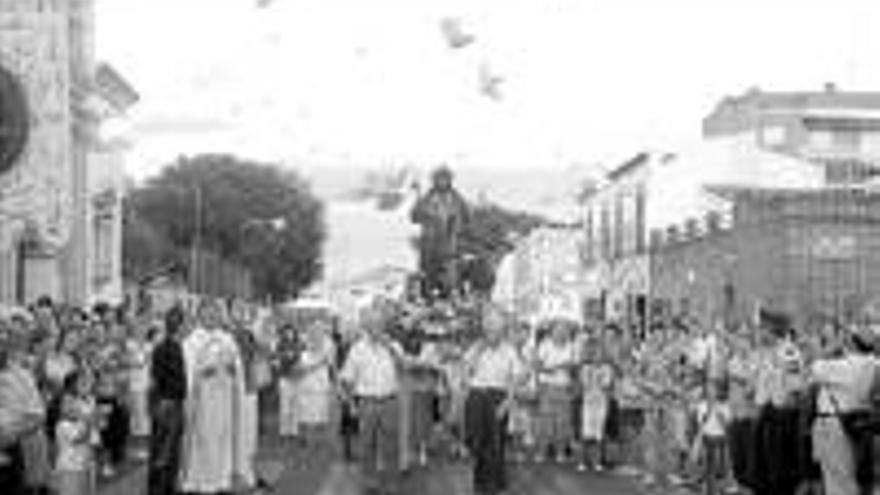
[0,0,137,306]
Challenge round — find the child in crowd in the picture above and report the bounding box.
[54,372,98,495]
[693,380,731,495]
[93,322,129,478]
[126,322,153,453]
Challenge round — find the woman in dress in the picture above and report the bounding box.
[276,323,303,441]
[534,318,579,463]
[291,318,336,463]
[577,337,614,472]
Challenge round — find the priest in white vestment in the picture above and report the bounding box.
[180,299,249,494]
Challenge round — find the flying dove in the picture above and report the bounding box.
[479,63,504,101]
[440,17,476,49]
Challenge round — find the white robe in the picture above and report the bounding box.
[180,327,251,493]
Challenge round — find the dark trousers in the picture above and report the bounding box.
[703,436,727,495]
[727,418,755,488]
[99,397,130,466]
[465,388,507,495]
[0,444,25,495]
[148,400,185,495]
[850,428,874,495]
[356,396,399,475]
[753,405,800,495]
[339,400,358,462]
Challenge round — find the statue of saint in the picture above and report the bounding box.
[410,166,469,300]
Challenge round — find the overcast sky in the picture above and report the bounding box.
[96,0,880,181]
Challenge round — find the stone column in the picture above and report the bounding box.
[63,0,97,305]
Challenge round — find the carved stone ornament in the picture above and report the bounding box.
[0,63,29,175]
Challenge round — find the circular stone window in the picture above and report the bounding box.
[0,64,30,175]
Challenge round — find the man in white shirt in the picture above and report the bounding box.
[464,304,526,495]
[810,327,879,495]
[339,303,404,493]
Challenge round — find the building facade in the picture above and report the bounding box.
[651,186,880,331]
[703,84,880,184]
[0,0,136,306]
[580,153,652,326]
[506,226,584,323]
[579,139,826,331]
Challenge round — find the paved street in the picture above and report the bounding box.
[97,402,680,495]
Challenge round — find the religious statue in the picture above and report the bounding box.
[410,166,469,301]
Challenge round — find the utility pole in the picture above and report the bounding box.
[189,185,203,295]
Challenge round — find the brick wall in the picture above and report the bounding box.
[651,189,880,331]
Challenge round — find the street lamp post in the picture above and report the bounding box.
[166,184,204,296]
[190,185,203,295]
[239,217,287,298]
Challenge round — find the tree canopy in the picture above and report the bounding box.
[124,154,325,301]
[457,203,546,294]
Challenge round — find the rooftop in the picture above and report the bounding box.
[645,138,825,232]
[714,84,880,113]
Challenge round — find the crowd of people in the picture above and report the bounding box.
[296,294,880,495]
[0,295,273,495]
[2,290,879,495]
[0,297,157,495]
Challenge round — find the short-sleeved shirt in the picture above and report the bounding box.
[536,339,577,387]
[812,353,879,414]
[466,342,525,390]
[340,337,401,398]
[696,400,731,438]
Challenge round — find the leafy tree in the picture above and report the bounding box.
[460,203,545,259]
[126,154,326,301]
[121,200,179,281]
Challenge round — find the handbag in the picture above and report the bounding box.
[826,388,880,437]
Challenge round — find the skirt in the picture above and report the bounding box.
[295,390,333,426]
[129,387,151,437]
[54,469,95,495]
[581,394,609,441]
[278,379,299,436]
[536,385,573,445]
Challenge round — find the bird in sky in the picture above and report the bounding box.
[479,63,504,101]
[440,17,476,49]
